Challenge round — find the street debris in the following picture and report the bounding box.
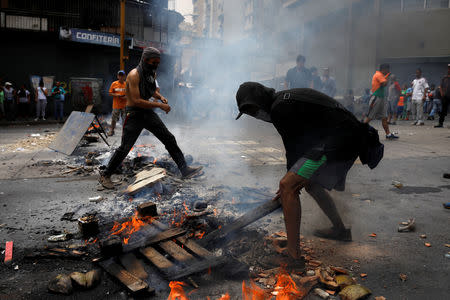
[398,218,415,232]
[369,233,377,237]
[61,212,76,221]
[392,180,403,189]
[48,233,72,242]
[69,269,102,289]
[0,132,56,153]
[420,234,427,239]
[399,273,408,281]
[88,196,104,203]
[424,242,431,247]
[339,284,372,300]
[4,241,13,264]
[78,215,99,237]
[375,297,387,300]
[48,274,73,295]
[314,288,330,299]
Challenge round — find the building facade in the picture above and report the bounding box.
[0,0,182,114]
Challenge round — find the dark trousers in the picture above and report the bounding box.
[4,100,15,120]
[17,103,29,119]
[104,108,187,176]
[439,96,449,125]
[54,100,64,120]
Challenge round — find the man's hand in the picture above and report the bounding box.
[160,96,168,104]
[159,103,171,114]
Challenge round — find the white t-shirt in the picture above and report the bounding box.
[18,90,30,103]
[37,87,47,100]
[411,77,429,101]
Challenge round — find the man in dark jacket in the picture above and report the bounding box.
[235,82,382,264]
[99,47,202,189]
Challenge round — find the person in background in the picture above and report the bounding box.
[35,81,48,121]
[423,84,435,116]
[285,55,312,89]
[52,81,66,122]
[404,83,413,120]
[411,68,429,126]
[398,84,408,120]
[428,85,441,121]
[0,83,5,119]
[310,67,322,91]
[3,82,16,121]
[108,70,127,136]
[16,84,31,119]
[343,89,355,114]
[321,67,337,98]
[364,64,398,139]
[435,63,450,128]
[387,75,401,125]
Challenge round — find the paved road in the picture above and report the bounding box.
[0,118,449,299]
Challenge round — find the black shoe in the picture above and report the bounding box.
[313,227,352,241]
[386,133,399,139]
[181,166,203,179]
[443,173,450,179]
[434,124,443,128]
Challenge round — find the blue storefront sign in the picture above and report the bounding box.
[59,27,126,48]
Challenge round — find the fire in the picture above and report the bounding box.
[110,211,154,244]
[242,280,267,300]
[168,281,188,300]
[84,238,98,245]
[170,202,189,227]
[195,231,205,239]
[217,293,230,300]
[153,158,158,164]
[272,270,303,300]
[87,123,100,131]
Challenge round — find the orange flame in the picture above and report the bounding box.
[195,231,206,239]
[170,202,189,228]
[153,158,158,164]
[217,293,230,300]
[242,280,266,300]
[84,238,98,245]
[110,211,154,244]
[168,281,188,300]
[272,270,303,300]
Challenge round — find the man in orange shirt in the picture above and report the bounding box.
[364,64,398,140]
[108,70,127,136]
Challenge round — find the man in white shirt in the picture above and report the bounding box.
[35,81,48,121]
[411,68,429,125]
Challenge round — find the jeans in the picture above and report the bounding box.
[54,100,64,120]
[104,107,187,176]
[429,99,442,117]
[411,99,424,122]
[423,100,432,114]
[36,99,47,118]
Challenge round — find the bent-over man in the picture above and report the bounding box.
[235,82,383,268]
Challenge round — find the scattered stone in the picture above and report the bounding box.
[314,288,330,299]
[306,270,315,276]
[70,272,87,288]
[375,297,386,300]
[48,274,73,295]
[339,284,371,300]
[424,242,431,247]
[392,181,403,188]
[193,201,208,212]
[398,218,415,232]
[335,275,355,288]
[86,269,102,288]
[369,233,377,237]
[399,273,407,281]
[420,234,427,239]
[78,215,99,237]
[137,202,158,217]
[48,233,72,242]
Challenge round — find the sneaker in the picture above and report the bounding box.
[181,166,203,179]
[42,117,46,121]
[34,118,38,121]
[412,121,417,125]
[443,203,450,209]
[386,133,399,139]
[434,124,443,128]
[417,121,424,126]
[313,227,352,241]
[99,174,115,189]
[443,173,450,179]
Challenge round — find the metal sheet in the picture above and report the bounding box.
[48,111,95,155]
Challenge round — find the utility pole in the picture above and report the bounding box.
[120,0,126,70]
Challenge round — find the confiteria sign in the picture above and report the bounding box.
[59,27,121,48]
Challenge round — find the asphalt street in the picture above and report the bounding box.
[0,118,449,299]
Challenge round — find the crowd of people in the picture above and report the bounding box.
[283,55,450,138]
[0,80,67,122]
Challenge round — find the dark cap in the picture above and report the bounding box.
[117,70,125,75]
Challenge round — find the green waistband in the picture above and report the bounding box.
[297,155,327,179]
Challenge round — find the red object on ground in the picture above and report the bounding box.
[4,241,13,263]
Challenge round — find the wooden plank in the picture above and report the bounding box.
[167,255,229,280]
[134,168,165,184]
[147,228,186,245]
[48,111,95,155]
[176,237,212,258]
[126,173,166,195]
[200,196,281,247]
[159,241,195,263]
[119,253,148,280]
[122,224,162,253]
[140,246,174,271]
[99,258,148,293]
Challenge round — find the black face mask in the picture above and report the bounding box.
[143,63,158,74]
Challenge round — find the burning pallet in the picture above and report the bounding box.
[98,217,225,294]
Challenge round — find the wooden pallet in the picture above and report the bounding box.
[99,221,225,293]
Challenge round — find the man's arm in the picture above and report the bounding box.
[126,71,170,113]
[152,89,168,104]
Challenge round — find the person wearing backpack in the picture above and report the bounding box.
[235,82,383,269]
[435,64,450,128]
[35,81,48,121]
